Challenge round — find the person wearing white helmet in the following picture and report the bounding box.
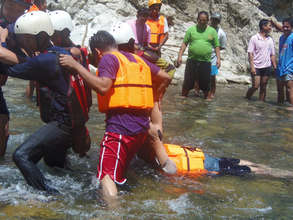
[109,21,176,175]
[59,28,171,200]
[0,0,33,156]
[49,10,74,48]
[0,11,90,194]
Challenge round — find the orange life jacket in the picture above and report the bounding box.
[96,51,154,113]
[28,4,39,12]
[146,15,166,44]
[164,144,208,174]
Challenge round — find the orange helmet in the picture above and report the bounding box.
[148,0,162,7]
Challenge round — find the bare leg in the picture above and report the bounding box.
[182,88,189,97]
[276,79,285,104]
[246,75,260,99]
[240,160,293,178]
[26,80,35,98]
[259,76,269,101]
[210,75,216,98]
[100,175,120,209]
[101,174,118,198]
[194,80,200,97]
[0,114,9,157]
[286,80,293,104]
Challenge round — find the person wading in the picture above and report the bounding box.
[245,19,276,101]
[0,11,90,194]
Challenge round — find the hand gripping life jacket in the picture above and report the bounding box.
[96,51,154,113]
[146,15,166,44]
[79,47,92,109]
[164,144,208,174]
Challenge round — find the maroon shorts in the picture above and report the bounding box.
[97,131,148,184]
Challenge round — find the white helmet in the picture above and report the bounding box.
[109,22,135,45]
[48,10,73,32]
[14,11,54,36]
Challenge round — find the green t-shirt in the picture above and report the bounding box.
[183,25,220,62]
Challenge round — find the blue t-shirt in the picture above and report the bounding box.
[277,33,293,77]
[98,51,160,136]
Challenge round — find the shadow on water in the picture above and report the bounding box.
[1,78,293,219]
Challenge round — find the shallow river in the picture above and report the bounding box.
[0,78,293,219]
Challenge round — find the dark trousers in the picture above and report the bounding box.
[13,121,72,191]
[183,59,211,92]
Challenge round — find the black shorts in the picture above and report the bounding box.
[182,59,211,92]
[255,67,272,76]
[0,87,9,115]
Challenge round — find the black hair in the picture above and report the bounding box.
[34,0,46,7]
[283,17,293,27]
[137,7,149,17]
[259,19,270,30]
[89,30,117,53]
[197,11,209,20]
[117,38,135,53]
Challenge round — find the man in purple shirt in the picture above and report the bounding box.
[59,30,171,200]
[246,19,277,101]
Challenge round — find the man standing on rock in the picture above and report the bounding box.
[177,11,220,99]
[210,12,227,98]
[245,19,276,101]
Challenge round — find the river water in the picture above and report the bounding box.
[0,78,293,219]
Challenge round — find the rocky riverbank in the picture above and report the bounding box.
[47,0,292,84]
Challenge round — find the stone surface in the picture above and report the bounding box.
[46,0,292,84]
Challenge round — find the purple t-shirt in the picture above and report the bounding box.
[127,19,151,46]
[98,51,160,136]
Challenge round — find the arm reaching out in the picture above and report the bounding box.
[59,54,112,95]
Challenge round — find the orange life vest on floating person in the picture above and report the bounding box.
[164,144,208,174]
[96,51,154,113]
[146,15,166,44]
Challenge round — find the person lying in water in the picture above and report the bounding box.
[138,143,293,178]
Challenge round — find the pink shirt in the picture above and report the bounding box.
[127,19,151,46]
[247,33,275,69]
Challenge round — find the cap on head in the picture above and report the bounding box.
[148,0,162,7]
[48,10,73,32]
[14,11,54,36]
[211,12,221,21]
[109,22,135,45]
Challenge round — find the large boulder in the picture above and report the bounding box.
[46,0,292,84]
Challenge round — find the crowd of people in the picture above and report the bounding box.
[0,0,292,203]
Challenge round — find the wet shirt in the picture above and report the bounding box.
[127,19,151,46]
[277,33,293,77]
[0,46,71,125]
[184,25,220,62]
[98,51,160,136]
[247,33,275,69]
